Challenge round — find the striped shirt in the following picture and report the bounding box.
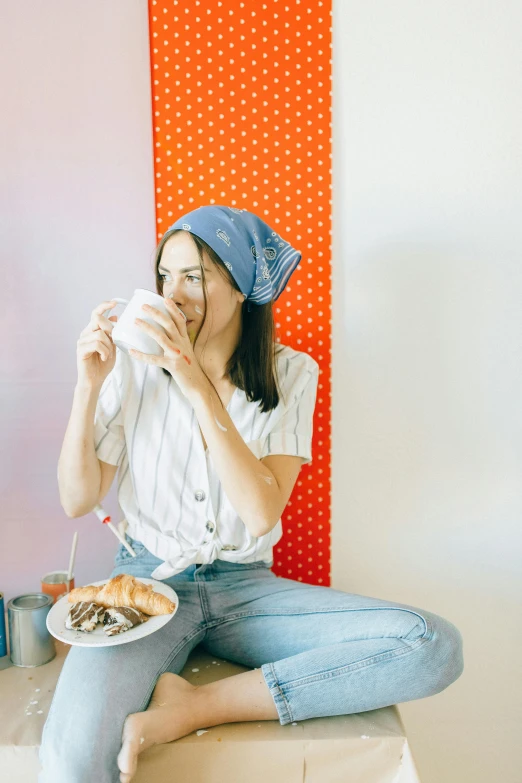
[93,343,319,580]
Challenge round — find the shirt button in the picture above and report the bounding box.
[206,521,215,533]
[194,489,206,502]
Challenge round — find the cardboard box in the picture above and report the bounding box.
[0,640,421,783]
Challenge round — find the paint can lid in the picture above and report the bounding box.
[7,594,53,612]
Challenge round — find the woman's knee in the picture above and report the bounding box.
[423,611,464,694]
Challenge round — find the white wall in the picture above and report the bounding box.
[1,1,156,598]
[332,2,522,782]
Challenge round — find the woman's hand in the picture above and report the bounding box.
[129,299,209,400]
[76,300,119,389]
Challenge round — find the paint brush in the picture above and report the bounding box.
[92,504,136,557]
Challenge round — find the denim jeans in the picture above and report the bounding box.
[39,536,464,783]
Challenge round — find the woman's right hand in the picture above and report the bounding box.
[76,300,119,389]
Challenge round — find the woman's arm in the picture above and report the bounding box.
[192,385,302,538]
[57,383,103,518]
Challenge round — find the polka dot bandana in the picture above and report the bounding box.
[166,205,302,306]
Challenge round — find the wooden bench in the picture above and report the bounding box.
[0,640,421,782]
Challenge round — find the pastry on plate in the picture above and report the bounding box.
[65,602,106,632]
[102,606,150,636]
[67,573,175,616]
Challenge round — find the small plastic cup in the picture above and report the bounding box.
[41,571,75,604]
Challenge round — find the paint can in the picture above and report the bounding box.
[41,570,75,604]
[0,593,7,657]
[7,593,55,667]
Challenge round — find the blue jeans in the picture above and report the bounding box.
[39,536,464,783]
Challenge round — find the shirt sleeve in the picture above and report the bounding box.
[93,368,126,467]
[260,362,319,465]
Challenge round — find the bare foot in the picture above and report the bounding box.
[117,672,200,783]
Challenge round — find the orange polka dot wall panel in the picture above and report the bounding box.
[148,0,332,585]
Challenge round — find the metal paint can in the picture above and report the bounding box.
[7,593,55,667]
[0,593,7,657]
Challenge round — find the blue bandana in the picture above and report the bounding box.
[166,206,301,307]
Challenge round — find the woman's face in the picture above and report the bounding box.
[158,231,245,344]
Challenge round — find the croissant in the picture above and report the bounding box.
[67,574,176,616]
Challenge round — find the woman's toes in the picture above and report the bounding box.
[117,673,199,781]
[117,713,149,782]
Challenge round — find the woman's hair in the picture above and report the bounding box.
[153,229,285,414]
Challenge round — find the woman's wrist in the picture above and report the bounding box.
[74,381,102,401]
[190,378,215,411]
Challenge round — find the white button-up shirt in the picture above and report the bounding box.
[93,343,319,580]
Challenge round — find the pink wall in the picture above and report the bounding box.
[1,1,156,602]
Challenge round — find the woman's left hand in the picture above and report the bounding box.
[129,299,209,400]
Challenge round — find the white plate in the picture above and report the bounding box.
[46,577,179,648]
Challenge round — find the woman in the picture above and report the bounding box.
[40,206,464,783]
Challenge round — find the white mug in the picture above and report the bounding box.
[105,289,186,357]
